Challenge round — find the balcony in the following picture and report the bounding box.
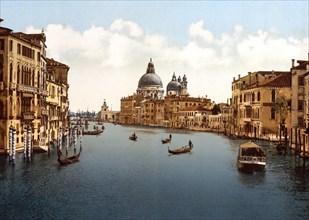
[243,118,252,123]
[17,84,37,93]
[22,111,35,120]
[41,109,49,116]
[50,116,59,121]
[9,82,17,90]
[38,88,48,96]
[243,101,251,106]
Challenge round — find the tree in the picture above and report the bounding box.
[211,104,221,115]
[273,96,289,124]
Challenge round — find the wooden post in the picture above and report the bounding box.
[295,128,298,155]
[298,129,302,156]
[290,128,293,151]
[303,134,306,165]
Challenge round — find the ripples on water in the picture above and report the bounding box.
[1,123,309,219]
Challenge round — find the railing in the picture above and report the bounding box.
[38,88,48,96]
[243,101,251,106]
[18,84,37,93]
[243,118,251,122]
[41,109,49,115]
[50,116,59,121]
[238,156,266,163]
[22,111,35,120]
[9,82,17,90]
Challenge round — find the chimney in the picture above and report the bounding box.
[233,77,235,81]
[238,74,240,79]
[292,59,295,68]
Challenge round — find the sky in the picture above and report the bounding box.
[0,0,308,112]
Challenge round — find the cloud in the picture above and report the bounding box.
[26,20,308,112]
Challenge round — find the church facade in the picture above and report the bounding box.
[119,59,214,127]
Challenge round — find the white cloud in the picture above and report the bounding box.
[27,20,308,111]
[189,20,214,43]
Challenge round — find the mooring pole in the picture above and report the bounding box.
[12,128,16,165]
[9,125,13,162]
[27,126,32,162]
[24,126,27,160]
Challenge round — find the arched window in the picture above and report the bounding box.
[271,108,276,119]
[0,101,5,119]
[9,63,13,82]
[271,90,276,102]
[257,91,261,101]
[17,65,20,84]
[252,93,255,102]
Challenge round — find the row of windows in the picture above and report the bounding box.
[0,38,40,61]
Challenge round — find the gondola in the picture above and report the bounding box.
[162,134,172,144]
[57,146,82,165]
[129,133,137,141]
[168,142,193,154]
[82,129,103,135]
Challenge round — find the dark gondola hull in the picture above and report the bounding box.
[82,129,103,135]
[57,147,82,165]
[129,136,137,141]
[162,138,171,144]
[168,145,193,154]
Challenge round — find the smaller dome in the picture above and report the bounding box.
[167,80,181,92]
[167,72,181,92]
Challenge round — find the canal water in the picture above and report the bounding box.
[1,122,309,219]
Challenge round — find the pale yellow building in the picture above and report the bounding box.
[231,71,290,138]
[0,19,69,154]
[100,99,119,123]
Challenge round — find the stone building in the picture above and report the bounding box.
[119,59,164,126]
[231,71,290,137]
[164,96,213,128]
[119,58,215,128]
[46,58,70,143]
[0,19,69,154]
[291,54,309,151]
[100,99,119,123]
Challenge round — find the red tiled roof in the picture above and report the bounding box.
[293,60,309,70]
[180,105,212,112]
[246,74,291,89]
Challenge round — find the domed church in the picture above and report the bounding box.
[136,58,164,100]
[166,73,189,97]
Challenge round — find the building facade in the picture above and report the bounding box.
[0,19,69,154]
[100,99,119,123]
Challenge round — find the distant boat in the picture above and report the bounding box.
[168,142,193,154]
[57,146,82,165]
[129,133,137,141]
[162,134,172,144]
[82,129,103,135]
[237,141,266,173]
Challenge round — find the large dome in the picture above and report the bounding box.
[138,59,163,88]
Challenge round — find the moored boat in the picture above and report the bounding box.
[57,146,82,165]
[237,141,266,173]
[168,141,193,154]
